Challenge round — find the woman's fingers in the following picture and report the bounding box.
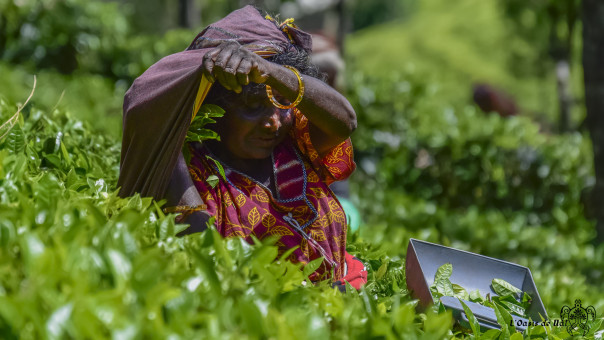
[236,59,253,87]
[201,42,237,86]
[222,51,244,93]
[202,41,269,92]
[202,48,220,83]
[212,42,240,91]
[249,60,270,84]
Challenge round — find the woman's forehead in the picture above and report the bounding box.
[218,83,266,105]
[242,86,269,102]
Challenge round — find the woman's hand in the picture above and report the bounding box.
[202,41,273,93]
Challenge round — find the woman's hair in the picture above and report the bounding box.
[270,47,323,79]
[205,47,325,107]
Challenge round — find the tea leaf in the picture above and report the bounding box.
[201,104,225,117]
[482,329,502,340]
[435,263,453,282]
[469,289,483,303]
[493,302,515,334]
[510,333,523,340]
[452,283,469,300]
[499,300,526,317]
[303,257,324,278]
[436,277,455,297]
[460,299,481,337]
[492,278,522,297]
[46,303,73,340]
[376,261,388,280]
[208,157,226,180]
[521,292,532,310]
[186,104,223,144]
[206,174,219,188]
[7,124,25,154]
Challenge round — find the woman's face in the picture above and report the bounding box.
[212,87,294,160]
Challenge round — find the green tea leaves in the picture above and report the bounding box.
[469,289,483,303]
[186,104,224,144]
[499,300,526,317]
[206,174,219,188]
[492,278,522,297]
[493,302,515,333]
[185,129,219,143]
[431,263,533,332]
[201,103,225,118]
[303,256,325,279]
[431,263,457,299]
[46,303,74,340]
[431,263,470,301]
[435,263,453,281]
[460,299,481,337]
[452,283,470,301]
[7,124,25,154]
[106,249,132,289]
[375,261,388,280]
[208,157,226,181]
[435,277,455,297]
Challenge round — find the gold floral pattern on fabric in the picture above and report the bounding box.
[252,190,270,203]
[310,229,327,241]
[248,207,261,227]
[235,194,247,207]
[261,213,276,228]
[307,172,319,183]
[291,108,355,185]
[309,187,327,199]
[266,225,295,237]
[188,166,203,182]
[223,193,233,207]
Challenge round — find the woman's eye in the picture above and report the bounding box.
[240,102,270,119]
[247,102,262,110]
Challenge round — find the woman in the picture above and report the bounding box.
[118,6,366,288]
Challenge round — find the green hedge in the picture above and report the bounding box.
[1,76,603,338]
[0,99,456,339]
[0,1,603,335]
[347,68,595,247]
[1,0,193,82]
[345,68,604,324]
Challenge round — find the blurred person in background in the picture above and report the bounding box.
[472,83,518,118]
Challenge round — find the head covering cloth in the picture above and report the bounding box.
[117,6,312,199]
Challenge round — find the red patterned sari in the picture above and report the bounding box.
[187,109,367,287]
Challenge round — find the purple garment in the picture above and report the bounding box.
[118,6,312,199]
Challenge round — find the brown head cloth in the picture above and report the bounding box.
[118,6,312,199]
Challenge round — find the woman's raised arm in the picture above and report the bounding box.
[264,64,357,157]
[201,41,357,157]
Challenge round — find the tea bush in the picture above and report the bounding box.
[0,98,456,339]
[345,69,604,330]
[0,0,603,334]
[1,77,602,338]
[0,0,192,82]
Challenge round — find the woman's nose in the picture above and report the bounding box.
[262,109,282,132]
